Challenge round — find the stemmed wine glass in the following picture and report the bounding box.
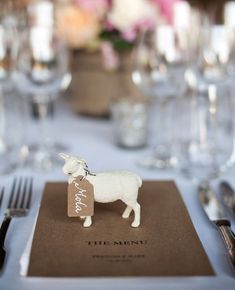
[14,25,71,170]
[132,26,190,169]
[0,5,24,174]
[197,20,230,84]
[176,81,234,184]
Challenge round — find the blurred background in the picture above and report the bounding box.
[1,0,235,184]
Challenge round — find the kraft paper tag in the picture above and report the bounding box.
[67,176,94,217]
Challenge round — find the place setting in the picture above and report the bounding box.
[1,0,235,289]
[24,154,215,277]
[7,150,235,278]
[0,177,33,270]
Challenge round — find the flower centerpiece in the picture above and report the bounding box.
[55,0,180,116]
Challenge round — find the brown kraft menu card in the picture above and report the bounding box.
[27,181,214,277]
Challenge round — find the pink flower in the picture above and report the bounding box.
[135,18,156,31]
[101,41,120,70]
[121,19,156,42]
[152,0,181,24]
[121,29,137,42]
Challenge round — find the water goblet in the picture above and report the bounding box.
[197,23,230,84]
[0,12,24,174]
[176,81,234,184]
[14,26,71,170]
[132,26,189,169]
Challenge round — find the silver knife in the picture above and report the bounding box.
[198,184,235,268]
[219,181,235,215]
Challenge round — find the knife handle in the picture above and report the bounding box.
[215,219,235,267]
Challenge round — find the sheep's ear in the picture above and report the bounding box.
[59,153,70,160]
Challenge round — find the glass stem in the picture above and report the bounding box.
[152,97,167,153]
[0,87,8,154]
[36,98,53,155]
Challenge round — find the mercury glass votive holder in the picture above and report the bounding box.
[111,99,149,149]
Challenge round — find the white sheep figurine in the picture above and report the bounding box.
[59,153,142,228]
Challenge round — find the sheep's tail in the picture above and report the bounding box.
[136,175,142,188]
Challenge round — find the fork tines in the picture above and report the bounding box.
[0,188,4,209]
[8,177,33,210]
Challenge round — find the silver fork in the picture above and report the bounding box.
[0,177,33,270]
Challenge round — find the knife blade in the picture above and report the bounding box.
[198,184,235,268]
[219,181,235,215]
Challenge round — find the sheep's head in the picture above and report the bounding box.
[59,153,87,177]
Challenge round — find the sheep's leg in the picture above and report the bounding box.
[122,199,141,227]
[83,216,92,227]
[122,205,132,218]
[131,202,141,228]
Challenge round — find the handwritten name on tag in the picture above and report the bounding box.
[67,177,94,217]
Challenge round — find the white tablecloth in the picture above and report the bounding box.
[0,99,235,290]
